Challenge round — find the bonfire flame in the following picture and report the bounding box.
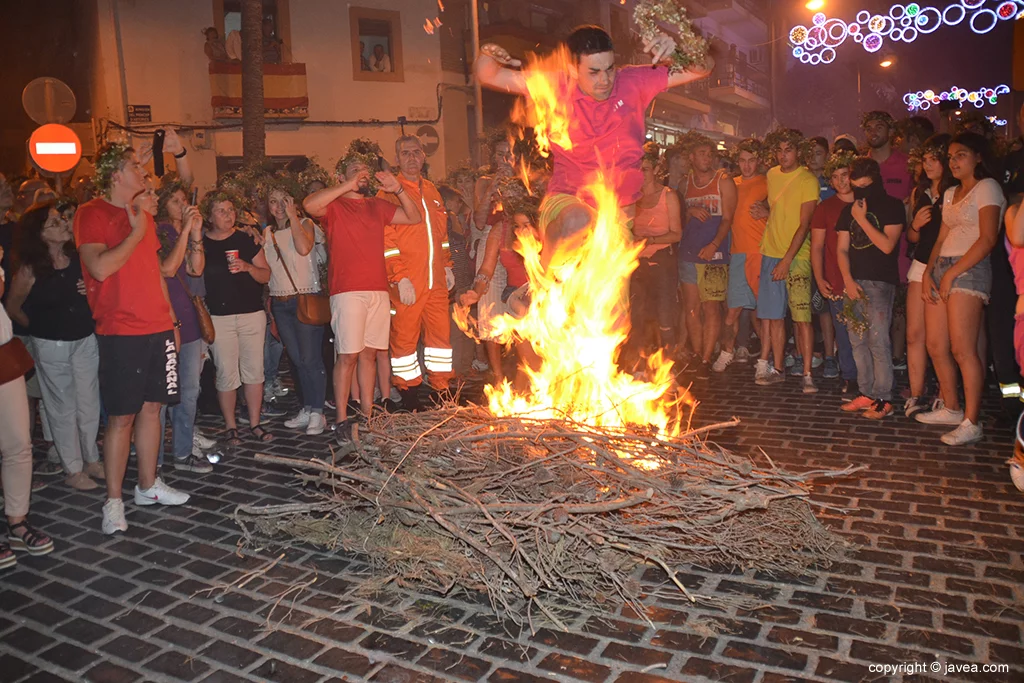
[484,173,687,444]
[455,46,689,451]
[511,46,574,157]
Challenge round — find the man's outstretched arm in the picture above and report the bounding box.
[475,44,527,95]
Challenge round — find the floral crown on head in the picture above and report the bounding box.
[860,110,895,130]
[824,151,858,180]
[93,142,133,193]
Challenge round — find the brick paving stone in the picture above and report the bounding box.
[143,650,212,682]
[199,640,264,670]
[6,625,57,654]
[373,664,450,682]
[360,631,428,658]
[312,647,375,676]
[720,640,808,671]
[600,641,673,668]
[528,628,599,655]
[537,652,611,682]
[39,641,101,671]
[417,647,493,681]
[477,637,537,663]
[84,661,142,683]
[679,656,757,683]
[101,634,165,662]
[249,658,321,683]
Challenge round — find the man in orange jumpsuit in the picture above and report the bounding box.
[381,135,454,391]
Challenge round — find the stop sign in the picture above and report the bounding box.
[29,123,82,173]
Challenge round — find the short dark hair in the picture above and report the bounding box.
[395,135,422,157]
[949,132,995,180]
[566,25,614,62]
[810,136,829,152]
[849,157,883,186]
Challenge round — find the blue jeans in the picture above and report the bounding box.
[848,280,895,401]
[828,299,857,382]
[271,297,326,412]
[264,319,284,382]
[158,339,202,464]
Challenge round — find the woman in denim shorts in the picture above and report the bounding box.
[922,133,1007,446]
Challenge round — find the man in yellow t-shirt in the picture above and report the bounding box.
[755,130,820,389]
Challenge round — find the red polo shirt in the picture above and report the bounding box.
[546,65,669,206]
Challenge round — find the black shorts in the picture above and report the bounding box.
[97,331,180,416]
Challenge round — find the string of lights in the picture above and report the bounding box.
[903,84,1010,111]
[789,0,1022,65]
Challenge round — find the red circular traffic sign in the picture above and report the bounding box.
[29,123,82,173]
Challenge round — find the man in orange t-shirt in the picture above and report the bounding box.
[75,143,189,535]
[713,139,767,372]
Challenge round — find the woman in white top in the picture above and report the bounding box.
[922,133,1007,446]
[263,185,328,435]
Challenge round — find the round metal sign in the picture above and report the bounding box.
[22,77,77,125]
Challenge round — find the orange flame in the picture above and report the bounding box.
[437,0,445,11]
[481,172,688,446]
[423,18,435,34]
[518,156,532,196]
[511,46,573,157]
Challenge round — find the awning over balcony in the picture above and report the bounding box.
[209,62,309,119]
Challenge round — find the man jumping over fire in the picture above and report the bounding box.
[474,19,712,264]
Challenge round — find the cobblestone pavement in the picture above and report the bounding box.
[1,365,1022,683]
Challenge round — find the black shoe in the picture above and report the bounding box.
[260,404,287,419]
[696,361,711,380]
[173,454,214,473]
[841,380,859,395]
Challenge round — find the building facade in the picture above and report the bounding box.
[80,0,459,191]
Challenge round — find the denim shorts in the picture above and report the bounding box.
[932,255,992,303]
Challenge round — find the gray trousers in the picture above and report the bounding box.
[32,335,101,474]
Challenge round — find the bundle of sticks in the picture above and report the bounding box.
[236,405,861,629]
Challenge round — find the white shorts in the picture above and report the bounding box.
[907,259,927,284]
[330,291,390,355]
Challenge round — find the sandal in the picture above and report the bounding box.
[0,542,15,570]
[249,425,275,443]
[223,428,243,446]
[8,520,54,557]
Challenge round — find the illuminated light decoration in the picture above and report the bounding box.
[790,0,1022,62]
[903,83,1010,111]
[988,116,1009,126]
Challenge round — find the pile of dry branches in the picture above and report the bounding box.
[236,405,861,628]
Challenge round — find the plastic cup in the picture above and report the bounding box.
[226,249,239,266]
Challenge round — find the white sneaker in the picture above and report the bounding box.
[285,408,311,430]
[754,359,770,383]
[712,350,734,373]
[102,498,128,535]
[802,374,818,394]
[193,431,217,450]
[268,379,289,398]
[306,412,327,436]
[734,347,751,364]
[134,478,190,506]
[916,400,965,426]
[941,419,983,446]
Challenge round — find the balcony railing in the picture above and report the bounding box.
[712,60,769,100]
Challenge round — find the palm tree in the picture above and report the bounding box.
[241,0,265,163]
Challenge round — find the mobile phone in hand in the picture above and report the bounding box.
[153,129,166,177]
[191,188,199,206]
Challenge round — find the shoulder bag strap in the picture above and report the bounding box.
[769,171,802,207]
[270,231,300,294]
